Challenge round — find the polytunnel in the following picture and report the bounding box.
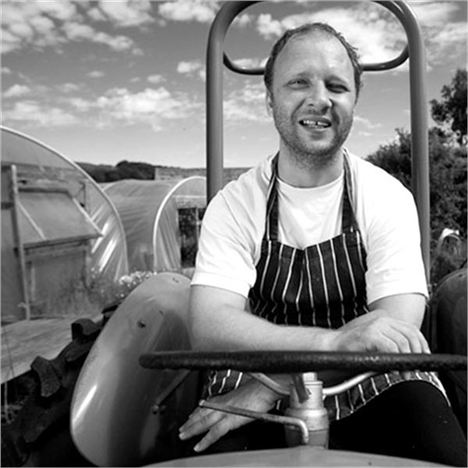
[1,126,129,323]
[102,177,206,274]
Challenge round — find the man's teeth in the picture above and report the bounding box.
[300,119,330,128]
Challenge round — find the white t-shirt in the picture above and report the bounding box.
[192,152,428,305]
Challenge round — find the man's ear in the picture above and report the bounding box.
[266,91,273,116]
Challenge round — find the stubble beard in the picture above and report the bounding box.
[274,110,354,172]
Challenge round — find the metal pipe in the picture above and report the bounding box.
[248,372,289,396]
[396,1,431,277]
[199,399,310,445]
[206,1,258,201]
[370,1,430,276]
[223,41,408,76]
[9,164,31,320]
[322,372,377,397]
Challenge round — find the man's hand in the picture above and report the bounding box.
[179,379,279,452]
[331,309,430,354]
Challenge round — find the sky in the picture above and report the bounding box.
[2,0,467,168]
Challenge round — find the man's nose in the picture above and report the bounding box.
[304,84,331,112]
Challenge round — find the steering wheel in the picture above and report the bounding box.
[139,351,466,447]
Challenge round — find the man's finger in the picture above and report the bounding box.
[377,332,402,353]
[387,329,412,353]
[419,333,431,354]
[193,417,237,452]
[179,410,221,439]
[386,321,428,354]
[184,405,207,424]
[400,327,429,354]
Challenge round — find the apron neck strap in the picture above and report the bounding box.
[264,151,358,242]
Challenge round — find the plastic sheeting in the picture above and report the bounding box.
[18,190,100,246]
[103,177,206,273]
[1,126,129,321]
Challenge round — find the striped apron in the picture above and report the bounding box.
[207,152,444,421]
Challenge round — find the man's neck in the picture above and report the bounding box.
[277,146,344,188]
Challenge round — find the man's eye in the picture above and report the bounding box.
[288,79,307,88]
[328,83,348,93]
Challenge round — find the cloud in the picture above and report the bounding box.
[3,84,31,98]
[428,22,467,64]
[354,116,382,130]
[1,1,75,53]
[62,22,138,52]
[2,84,202,131]
[28,15,56,39]
[230,57,267,70]
[87,7,107,23]
[257,14,283,40]
[68,97,94,112]
[89,1,154,27]
[1,0,141,55]
[158,0,218,23]
[147,74,165,84]
[224,83,269,123]
[410,2,467,67]
[3,100,79,126]
[58,83,81,93]
[157,2,250,28]
[94,87,201,130]
[1,13,60,54]
[409,1,459,27]
[2,67,12,74]
[254,2,466,71]
[177,60,203,74]
[35,1,78,22]
[88,70,105,79]
[255,6,406,65]
[234,14,252,28]
[177,60,205,80]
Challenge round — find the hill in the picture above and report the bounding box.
[77,160,249,186]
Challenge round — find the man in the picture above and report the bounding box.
[179,23,466,465]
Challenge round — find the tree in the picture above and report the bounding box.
[368,69,467,259]
[430,69,467,145]
[367,128,467,285]
[365,128,412,190]
[367,128,466,242]
[115,160,155,180]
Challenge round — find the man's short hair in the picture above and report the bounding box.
[264,23,363,100]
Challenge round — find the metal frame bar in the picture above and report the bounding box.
[7,165,32,320]
[206,0,430,275]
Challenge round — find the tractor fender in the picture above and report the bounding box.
[429,266,467,434]
[71,272,201,467]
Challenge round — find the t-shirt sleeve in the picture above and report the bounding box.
[364,181,429,305]
[191,191,257,297]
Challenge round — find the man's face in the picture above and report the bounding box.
[267,32,357,166]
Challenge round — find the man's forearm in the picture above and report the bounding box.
[189,287,429,354]
[190,303,336,352]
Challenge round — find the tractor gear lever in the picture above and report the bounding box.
[199,399,310,445]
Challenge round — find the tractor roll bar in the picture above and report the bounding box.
[223,2,409,75]
[206,0,430,276]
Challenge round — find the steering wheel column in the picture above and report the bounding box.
[284,373,329,448]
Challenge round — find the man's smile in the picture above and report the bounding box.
[298,117,332,129]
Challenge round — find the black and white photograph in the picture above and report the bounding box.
[1,1,467,467]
